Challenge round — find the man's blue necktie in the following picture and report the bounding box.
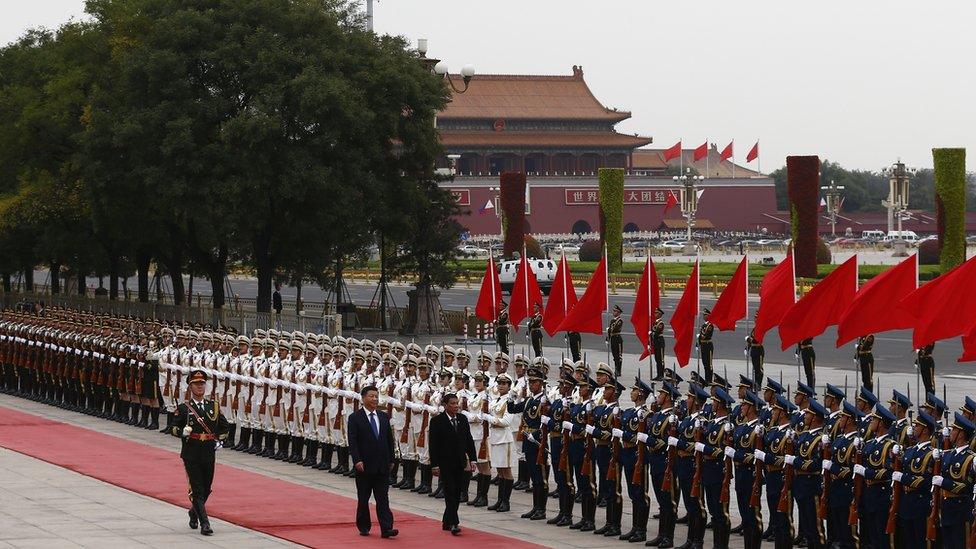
[370,412,379,438]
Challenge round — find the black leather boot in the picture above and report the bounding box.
[399,460,416,490]
[416,465,432,494]
[234,428,250,451]
[248,429,264,454]
[580,495,596,531]
[287,436,303,463]
[224,424,236,448]
[513,461,529,491]
[258,431,276,457]
[334,447,350,474]
[495,478,511,512]
[557,491,575,527]
[300,439,317,466]
[520,484,539,518]
[487,478,505,511]
[315,443,333,470]
[470,474,489,507]
[547,490,566,525]
[530,485,547,520]
[147,408,159,430]
[628,502,648,543]
[137,405,150,428]
[160,411,173,433]
[273,434,289,460]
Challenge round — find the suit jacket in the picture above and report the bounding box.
[429,412,477,471]
[272,291,283,313]
[172,399,230,462]
[348,408,396,475]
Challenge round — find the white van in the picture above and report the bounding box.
[883,231,919,243]
[861,230,885,240]
[497,258,557,295]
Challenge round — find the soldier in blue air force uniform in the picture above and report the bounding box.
[616,375,652,543]
[644,382,680,548]
[852,405,897,549]
[823,401,863,548]
[892,410,938,548]
[932,412,976,549]
[726,390,764,549]
[697,387,734,548]
[788,399,828,549]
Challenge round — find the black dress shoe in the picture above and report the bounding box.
[451,526,461,536]
[200,524,213,536]
[381,529,399,538]
[675,514,688,524]
[189,510,198,530]
[360,531,370,536]
[730,523,743,534]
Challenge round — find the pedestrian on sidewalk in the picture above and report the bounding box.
[348,385,398,538]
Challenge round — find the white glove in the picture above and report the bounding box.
[215,441,222,452]
[695,442,705,453]
[891,444,902,456]
[892,471,904,483]
[667,436,679,447]
[853,464,866,477]
[562,421,574,432]
[785,455,796,466]
[821,434,830,445]
[612,428,624,439]
[425,404,437,413]
[943,427,951,438]
[182,425,192,437]
[794,353,799,360]
[932,448,942,460]
[822,459,833,471]
[743,349,749,357]
[755,425,765,436]
[585,425,596,435]
[754,450,766,463]
[540,415,551,425]
[637,432,650,444]
[933,475,944,487]
[853,437,863,447]
[470,412,483,421]
[724,447,736,459]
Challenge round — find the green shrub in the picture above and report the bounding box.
[933,148,966,270]
[919,239,940,265]
[579,240,602,262]
[787,156,820,277]
[599,168,624,273]
[524,235,544,259]
[499,172,526,260]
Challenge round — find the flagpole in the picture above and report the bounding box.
[647,254,653,380]
[757,140,761,176]
[705,139,709,179]
[604,244,610,368]
[790,248,800,382]
[523,245,530,348]
[694,257,702,380]
[489,256,498,353]
[562,248,571,359]
[731,139,735,180]
[744,254,750,375]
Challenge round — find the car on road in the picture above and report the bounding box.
[497,258,557,295]
[458,245,489,258]
[660,240,687,249]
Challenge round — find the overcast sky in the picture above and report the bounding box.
[5,0,973,171]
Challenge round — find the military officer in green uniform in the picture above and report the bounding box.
[172,369,230,536]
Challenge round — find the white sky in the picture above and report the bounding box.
[5,0,973,171]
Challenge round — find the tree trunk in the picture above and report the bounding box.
[108,255,119,300]
[3,273,11,293]
[50,263,61,295]
[334,258,343,312]
[136,252,151,303]
[77,272,85,295]
[23,268,34,293]
[187,272,194,306]
[161,249,185,305]
[207,244,228,309]
[254,235,274,313]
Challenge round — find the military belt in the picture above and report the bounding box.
[188,433,216,441]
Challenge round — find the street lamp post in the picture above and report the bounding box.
[673,168,704,255]
[820,180,845,237]
[417,39,475,94]
[488,186,504,260]
[882,160,916,257]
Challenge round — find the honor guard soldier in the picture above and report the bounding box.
[528,304,544,358]
[697,308,715,383]
[796,337,816,388]
[464,371,492,505]
[507,366,549,521]
[486,372,518,512]
[892,410,938,547]
[933,412,976,549]
[564,376,597,531]
[756,394,798,549]
[672,384,709,548]
[792,382,815,430]
[855,386,879,435]
[788,399,828,549]
[617,375,652,542]
[172,369,230,536]
[495,303,511,355]
[696,387,734,548]
[921,392,949,441]
[727,390,765,549]
[759,378,785,429]
[823,401,864,549]
[592,362,615,507]
[888,390,913,446]
[731,375,755,428]
[959,396,976,425]
[823,384,846,439]
[852,406,898,549]
[591,377,625,537]
[855,334,875,391]
[608,305,624,377]
[567,331,583,363]
[917,343,936,396]
[545,372,577,527]
[650,308,666,381]
[745,311,765,387]
[643,381,680,548]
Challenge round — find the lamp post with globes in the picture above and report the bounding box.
[416,39,475,94]
[820,180,845,237]
[673,168,705,255]
[488,186,504,260]
[881,160,916,257]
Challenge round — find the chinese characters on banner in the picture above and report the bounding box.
[564,189,675,205]
[448,189,470,206]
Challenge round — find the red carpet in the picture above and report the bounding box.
[0,405,543,549]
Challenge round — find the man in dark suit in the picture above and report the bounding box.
[429,393,478,535]
[272,283,283,328]
[348,385,398,538]
[172,370,230,536]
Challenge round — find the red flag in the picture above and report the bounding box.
[836,253,917,346]
[746,141,759,163]
[670,260,699,367]
[899,255,976,348]
[693,141,708,162]
[556,255,608,335]
[663,141,682,162]
[662,190,679,215]
[818,197,826,213]
[719,141,733,161]
[543,252,578,337]
[752,251,795,344]
[508,251,544,332]
[474,257,502,323]
[631,256,660,360]
[778,255,858,350]
[710,256,748,331]
[958,326,976,362]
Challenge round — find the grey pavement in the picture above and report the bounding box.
[0,446,294,549]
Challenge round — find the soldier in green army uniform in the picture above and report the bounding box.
[172,369,230,536]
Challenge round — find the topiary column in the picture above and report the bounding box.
[933,148,967,271]
[499,171,526,259]
[599,168,625,273]
[786,155,820,278]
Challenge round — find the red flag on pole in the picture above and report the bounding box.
[543,252,578,336]
[662,190,679,216]
[752,251,795,344]
[663,141,682,162]
[670,260,699,367]
[556,255,608,335]
[631,256,660,360]
[508,250,544,332]
[958,325,976,362]
[709,256,748,331]
[746,141,759,163]
[693,141,708,162]
[719,141,733,161]
[474,257,502,323]
[778,255,858,350]
[899,255,976,348]
[835,253,917,346]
